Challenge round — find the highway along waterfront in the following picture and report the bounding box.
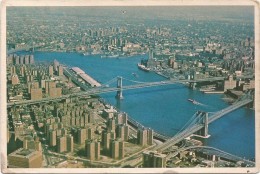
[17,51,255,160]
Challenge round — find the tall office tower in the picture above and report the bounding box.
[107,118,116,132]
[102,131,111,150]
[111,139,124,159]
[58,65,63,76]
[116,125,124,140]
[95,141,100,160]
[137,129,148,146]
[53,59,59,71]
[45,81,56,94]
[48,65,54,76]
[29,55,34,64]
[147,128,153,145]
[57,136,67,153]
[111,139,119,159]
[116,124,129,141]
[77,128,87,144]
[116,113,128,125]
[34,138,42,152]
[110,130,116,139]
[49,129,57,147]
[20,65,25,77]
[15,56,20,65]
[85,140,95,160]
[87,128,94,140]
[84,113,89,125]
[66,134,74,152]
[119,141,124,159]
[88,113,94,123]
[142,151,166,168]
[24,55,29,64]
[11,66,16,75]
[80,116,85,127]
[123,124,129,141]
[23,136,42,152]
[19,56,24,64]
[11,75,19,85]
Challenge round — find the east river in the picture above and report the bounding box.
[16,51,255,160]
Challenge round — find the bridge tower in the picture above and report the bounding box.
[116,76,123,99]
[195,111,210,138]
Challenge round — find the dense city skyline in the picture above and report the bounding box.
[4,5,257,171]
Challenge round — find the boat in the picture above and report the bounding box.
[137,63,150,72]
[132,72,138,77]
[101,54,119,58]
[187,98,199,104]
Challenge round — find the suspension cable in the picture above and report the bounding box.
[100,77,118,87]
[121,77,148,84]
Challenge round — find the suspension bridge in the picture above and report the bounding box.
[154,94,253,152]
[7,67,254,164]
[166,146,255,166]
[7,42,44,54]
[7,68,224,107]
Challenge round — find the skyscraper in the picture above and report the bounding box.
[137,129,147,146]
[111,139,124,159]
[77,128,87,144]
[116,124,129,141]
[85,140,100,160]
[58,65,63,76]
[66,134,74,152]
[49,129,57,147]
[102,131,111,150]
[147,128,153,145]
[142,151,166,168]
[111,139,119,159]
[48,65,54,76]
[29,55,34,64]
[137,128,153,146]
[11,75,19,85]
[57,136,67,153]
[107,118,116,132]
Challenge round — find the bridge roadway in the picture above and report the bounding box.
[7,76,224,108]
[166,146,255,166]
[127,116,169,141]
[7,45,43,54]
[154,98,253,152]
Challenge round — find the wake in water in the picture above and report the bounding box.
[195,102,208,107]
[188,99,208,107]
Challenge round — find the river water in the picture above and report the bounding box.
[16,51,255,160]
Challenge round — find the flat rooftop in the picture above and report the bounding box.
[71,67,101,87]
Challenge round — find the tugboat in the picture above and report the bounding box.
[137,63,151,72]
[188,99,199,105]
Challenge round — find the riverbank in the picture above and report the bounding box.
[13,51,255,159]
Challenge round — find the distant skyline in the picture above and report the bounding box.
[7,6,254,22]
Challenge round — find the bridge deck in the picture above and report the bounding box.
[155,98,253,152]
[7,76,225,107]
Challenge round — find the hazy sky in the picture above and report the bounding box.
[7,6,254,22]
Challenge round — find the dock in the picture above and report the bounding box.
[203,91,224,94]
[71,67,101,87]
